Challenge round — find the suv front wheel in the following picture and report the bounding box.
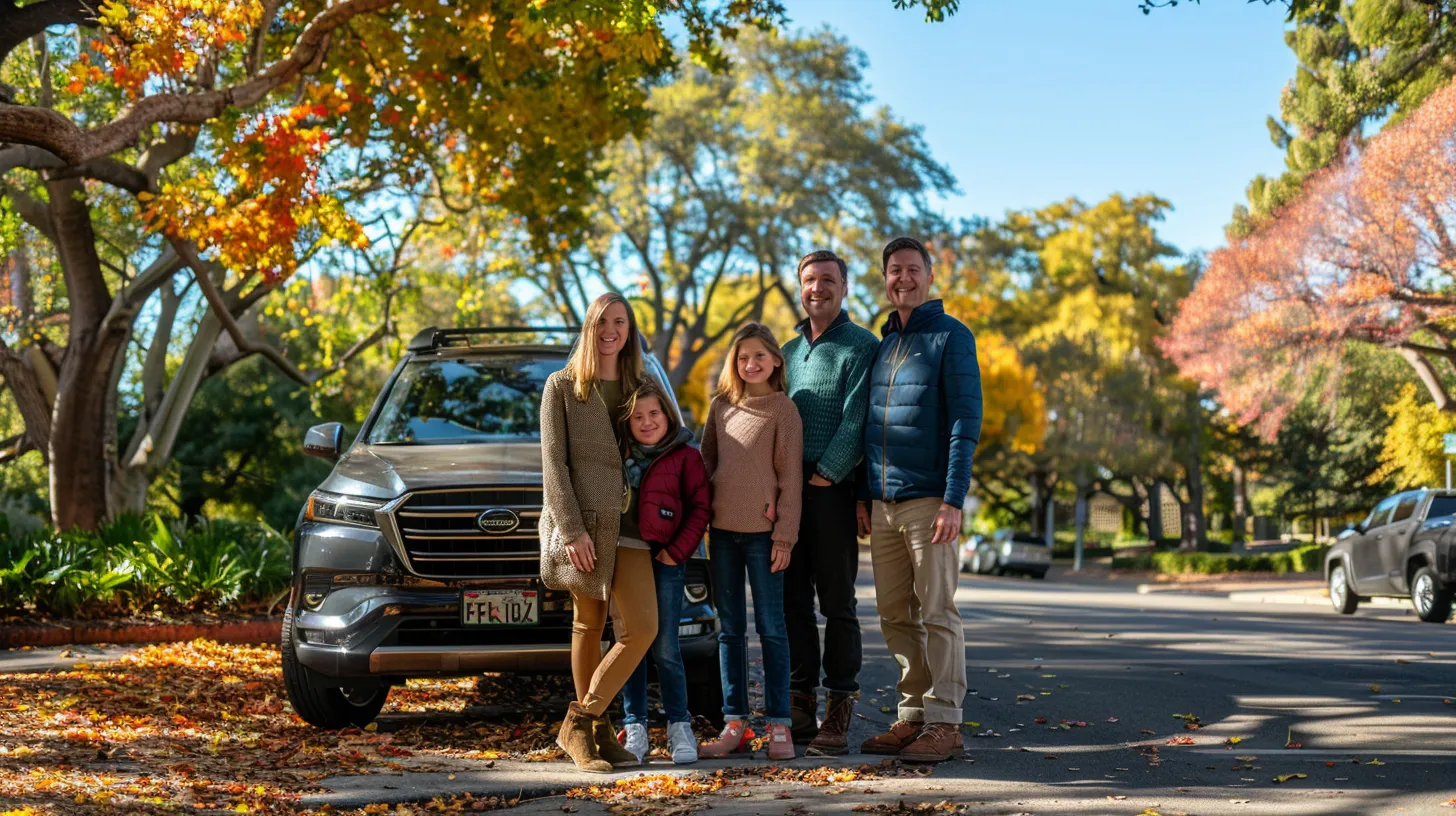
[1329,563,1358,615]
[1410,565,1454,624]
[281,607,391,728]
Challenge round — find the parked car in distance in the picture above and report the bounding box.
[963,529,1050,579]
[1325,488,1456,623]
[280,326,722,729]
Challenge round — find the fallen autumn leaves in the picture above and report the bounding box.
[0,640,571,815]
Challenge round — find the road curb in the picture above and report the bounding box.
[1224,590,1411,608]
[0,617,282,649]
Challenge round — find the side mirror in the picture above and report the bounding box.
[303,422,345,460]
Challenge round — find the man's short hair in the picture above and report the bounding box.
[797,249,848,284]
[881,236,932,275]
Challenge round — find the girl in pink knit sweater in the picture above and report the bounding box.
[699,322,803,760]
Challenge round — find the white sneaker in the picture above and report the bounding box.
[667,721,698,764]
[622,723,650,764]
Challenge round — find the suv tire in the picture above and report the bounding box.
[1410,565,1454,624]
[281,607,390,728]
[1328,563,1358,615]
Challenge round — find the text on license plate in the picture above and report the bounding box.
[461,590,538,626]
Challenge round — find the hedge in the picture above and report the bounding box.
[1110,543,1329,575]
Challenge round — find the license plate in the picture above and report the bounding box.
[461,590,538,626]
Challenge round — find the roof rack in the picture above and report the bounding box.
[406,326,581,352]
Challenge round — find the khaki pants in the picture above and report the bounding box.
[571,547,658,716]
[869,497,967,724]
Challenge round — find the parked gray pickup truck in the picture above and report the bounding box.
[281,327,721,728]
[1325,488,1456,623]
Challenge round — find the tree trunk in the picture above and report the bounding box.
[44,175,123,530]
[1146,480,1164,548]
[1178,391,1208,552]
[1232,463,1248,544]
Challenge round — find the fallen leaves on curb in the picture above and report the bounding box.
[0,639,583,815]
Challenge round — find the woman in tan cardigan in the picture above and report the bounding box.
[539,292,658,773]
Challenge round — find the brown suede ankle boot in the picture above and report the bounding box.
[592,716,640,767]
[789,690,819,741]
[557,702,612,773]
[806,691,855,756]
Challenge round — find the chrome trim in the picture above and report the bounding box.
[382,486,545,579]
[368,643,571,674]
[409,553,540,561]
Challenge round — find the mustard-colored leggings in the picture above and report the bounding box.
[570,547,659,716]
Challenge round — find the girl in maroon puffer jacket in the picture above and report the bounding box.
[616,381,711,765]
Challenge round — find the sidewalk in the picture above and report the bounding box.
[1044,562,1416,610]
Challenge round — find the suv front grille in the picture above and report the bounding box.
[389,487,542,580]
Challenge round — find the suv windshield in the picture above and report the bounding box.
[367,355,566,445]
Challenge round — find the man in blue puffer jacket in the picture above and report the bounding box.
[855,236,982,763]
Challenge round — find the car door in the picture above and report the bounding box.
[1377,493,1422,593]
[1353,495,1399,593]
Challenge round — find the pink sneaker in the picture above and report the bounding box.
[767,722,795,760]
[699,719,753,758]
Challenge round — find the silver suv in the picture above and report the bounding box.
[281,327,721,728]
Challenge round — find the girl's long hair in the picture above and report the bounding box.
[716,322,787,405]
[617,380,681,457]
[568,293,644,402]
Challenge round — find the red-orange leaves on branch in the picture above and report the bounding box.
[93,0,261,96]
[143,107,367,283]
[1165,77,1456,435]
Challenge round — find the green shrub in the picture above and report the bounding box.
[1112,543,1328,576]
[0,515,291,618]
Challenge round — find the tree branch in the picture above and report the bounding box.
[0,0,97,67]
[0,0,395,163]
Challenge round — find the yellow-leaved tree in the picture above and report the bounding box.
[1374,384,1456,489]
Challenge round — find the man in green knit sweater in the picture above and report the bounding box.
[781,249,880,756]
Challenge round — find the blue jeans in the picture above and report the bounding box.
[622,558,690,725]
[709,528,790,725]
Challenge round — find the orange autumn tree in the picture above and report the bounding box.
[0,0,789,529]
[1166,76,1456,439]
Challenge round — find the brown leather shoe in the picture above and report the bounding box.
[899,722,963,763]
[860,719,923,755]
[806,691,855,756]
[556,702,613,773]
[789,691,819,741]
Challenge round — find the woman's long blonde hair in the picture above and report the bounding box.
[567,293,645,402]
[716,322,787,405]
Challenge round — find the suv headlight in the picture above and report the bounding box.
[305,490,387,528]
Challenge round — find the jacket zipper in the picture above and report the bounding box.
[881,334,911,501]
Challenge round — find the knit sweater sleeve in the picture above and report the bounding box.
[813,335,875,483]
[540,373,586,543]
[771,398,804,548]
[700,397,719,483]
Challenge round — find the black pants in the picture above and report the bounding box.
[785,476,862,695]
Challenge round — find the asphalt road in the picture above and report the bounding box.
[302,555,1456,814]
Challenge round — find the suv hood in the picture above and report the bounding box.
[319,443,544,500]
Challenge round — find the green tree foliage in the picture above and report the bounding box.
[468,28,955,407]
[936,195,1205,545]
[1232,0,1456,234]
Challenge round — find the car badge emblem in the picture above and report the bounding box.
[476,508,521,535]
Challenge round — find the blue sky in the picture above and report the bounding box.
[782,0,1298,256]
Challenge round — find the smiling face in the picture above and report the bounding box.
[885,247,933,314]
[595,301,629,360]
[628,394,668,447]
[735,337,780,389]
[799,259,846,324]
